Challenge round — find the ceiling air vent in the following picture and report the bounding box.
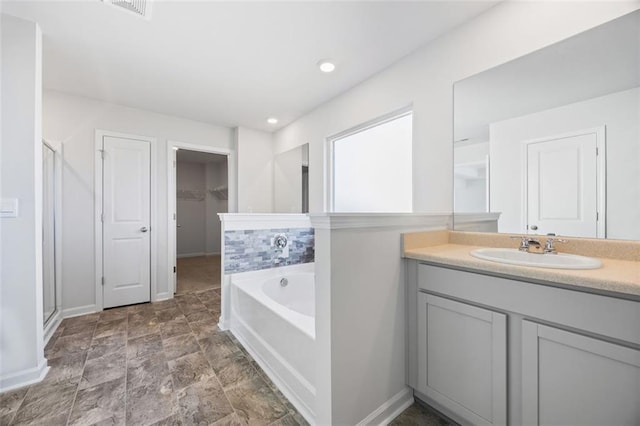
[104,0,152,19]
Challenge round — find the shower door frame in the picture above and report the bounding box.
[42,139,63,346]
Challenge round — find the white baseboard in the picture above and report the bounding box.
[0,359,49,393]
[357,386,414,426]
[62,304,99,319]
[154,292,172,302]
[177,252,205,258]
[43,313,63,347]
[217,319,229,331]
[177,252,221,259]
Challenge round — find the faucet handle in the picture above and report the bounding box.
[544,237,568,254]
[510,235,530,251]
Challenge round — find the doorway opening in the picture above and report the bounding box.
[172,148,228,295]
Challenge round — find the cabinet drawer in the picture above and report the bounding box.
[418,263,640,345]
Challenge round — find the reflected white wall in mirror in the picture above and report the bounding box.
[453,10,640,240]
[274,143,309,213]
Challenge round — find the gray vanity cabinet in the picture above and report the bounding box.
[417,293,507,425]
[522,321,640,425]
[409,262,640,426]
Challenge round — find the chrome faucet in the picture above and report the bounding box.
[272,233,289,260]
[544,237,568,254]
[511,236,544,253]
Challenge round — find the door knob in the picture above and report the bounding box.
[177,224,181,228]
[140,227,148,232]
[530,225,538,230]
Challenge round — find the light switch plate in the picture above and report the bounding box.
[0,198,19,218]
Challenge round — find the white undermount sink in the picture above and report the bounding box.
[470,248,602,270]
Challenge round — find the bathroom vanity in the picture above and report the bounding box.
[403,231,640,425]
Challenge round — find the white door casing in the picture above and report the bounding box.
[95,130,156,310]
[166,141,234,295]
[522,127,605,238]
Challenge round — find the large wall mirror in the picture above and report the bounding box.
[453,10,640,241]
[274,143,309,213]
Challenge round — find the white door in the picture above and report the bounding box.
[103,136,151,308]
[526,129,603,238]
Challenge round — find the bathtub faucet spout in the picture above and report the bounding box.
[272,233,289,260]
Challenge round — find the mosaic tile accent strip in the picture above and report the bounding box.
[224,228,314,274]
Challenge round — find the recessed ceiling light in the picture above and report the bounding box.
[267,117,278,125]
[318,60,336,73]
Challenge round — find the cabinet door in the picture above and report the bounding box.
[522,321,640,425]
[418,293,507,425]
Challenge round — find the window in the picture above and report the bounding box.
[331,110,413,212]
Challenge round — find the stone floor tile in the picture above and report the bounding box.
[162,333,201,361]
[188,319,219,340]
[176,376,234,424]
[68,377,125,426]
[0,386,29,417]
[127,353,172,391]
[94,317,127,339]
[177,301,208,316]
[44,351,87,384]
[60,320,97,338]
[46,330,93,359]
[160,316,192,340]
[62,313,100,327]
[126,379,179,426]
[214,352,261,389]
[11,377,78,426]
[211,412,248,426]
[149,413,184,425]
[168,352,215,390]
[99,308,128,323]
[184,310,215,325]
[389,402,452,426]
[269,414,300,426]
[87,331,127,361]
[225,376,288,425]
[127,333,163,360]
[156,307,183,323]
[199,333,241,371]
[79,351,126,390]
[128,320,160,340]
[152,299,178,312]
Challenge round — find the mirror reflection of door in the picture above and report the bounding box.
[524,127,605,238]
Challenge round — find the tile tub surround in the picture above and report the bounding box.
[403,230,640,299]
[224,228,314,274]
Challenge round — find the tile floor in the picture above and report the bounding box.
[1,286,450,426]
[176,255,221,295]
[1,289,306,426]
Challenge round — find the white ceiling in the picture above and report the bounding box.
[2,0,498,132]
[454,9,640,143]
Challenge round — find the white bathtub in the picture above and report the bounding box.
[230,263,315,424]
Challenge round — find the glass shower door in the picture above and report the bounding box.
[42,142,57,326]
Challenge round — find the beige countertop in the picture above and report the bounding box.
[403,231,640,300]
